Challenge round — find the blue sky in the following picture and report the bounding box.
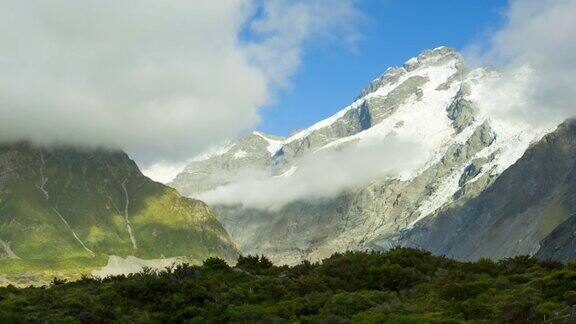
[256,0,509,136]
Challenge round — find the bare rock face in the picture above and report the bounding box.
[170,47,552,264]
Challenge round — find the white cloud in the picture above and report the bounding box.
[246,0,361,87]
[141,161,188,185]
[0,1,264,162]
[466,0,576,128]
[0,0,360,182]
[197,135,426,210]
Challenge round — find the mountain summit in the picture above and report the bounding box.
[171,47,557,264]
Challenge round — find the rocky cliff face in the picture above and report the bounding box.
[0,143,238,268]
[400,120,576,260]
[170,47,550,264]
[537,215,576,261]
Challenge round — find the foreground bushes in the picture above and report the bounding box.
[1,248,576,322]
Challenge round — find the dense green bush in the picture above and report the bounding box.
[0,247,575,322]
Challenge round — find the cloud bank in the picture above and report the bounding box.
[468,0,576,128]
[0,0,360,179]
[197,136,426,210]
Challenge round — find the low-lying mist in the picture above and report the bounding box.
[198,135,426,210]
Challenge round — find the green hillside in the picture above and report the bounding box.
[0,143,238,282]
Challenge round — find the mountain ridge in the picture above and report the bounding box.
[0,141,238,283]
[170,46,559,265]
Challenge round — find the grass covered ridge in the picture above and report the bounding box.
[0,143,238,280]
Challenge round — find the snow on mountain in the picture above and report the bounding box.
[259,46,462,156]
[170,46,551,264]
[252,131,285,155]
[317,57,460,155]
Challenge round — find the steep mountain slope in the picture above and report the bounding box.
[400,120,576,260]
[0,142,238,277]
[171,47,548,264]
[537,213,576,261]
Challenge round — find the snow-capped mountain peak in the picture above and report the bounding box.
[170,47,550,264]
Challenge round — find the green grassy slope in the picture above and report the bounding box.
[0,143,238,279]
